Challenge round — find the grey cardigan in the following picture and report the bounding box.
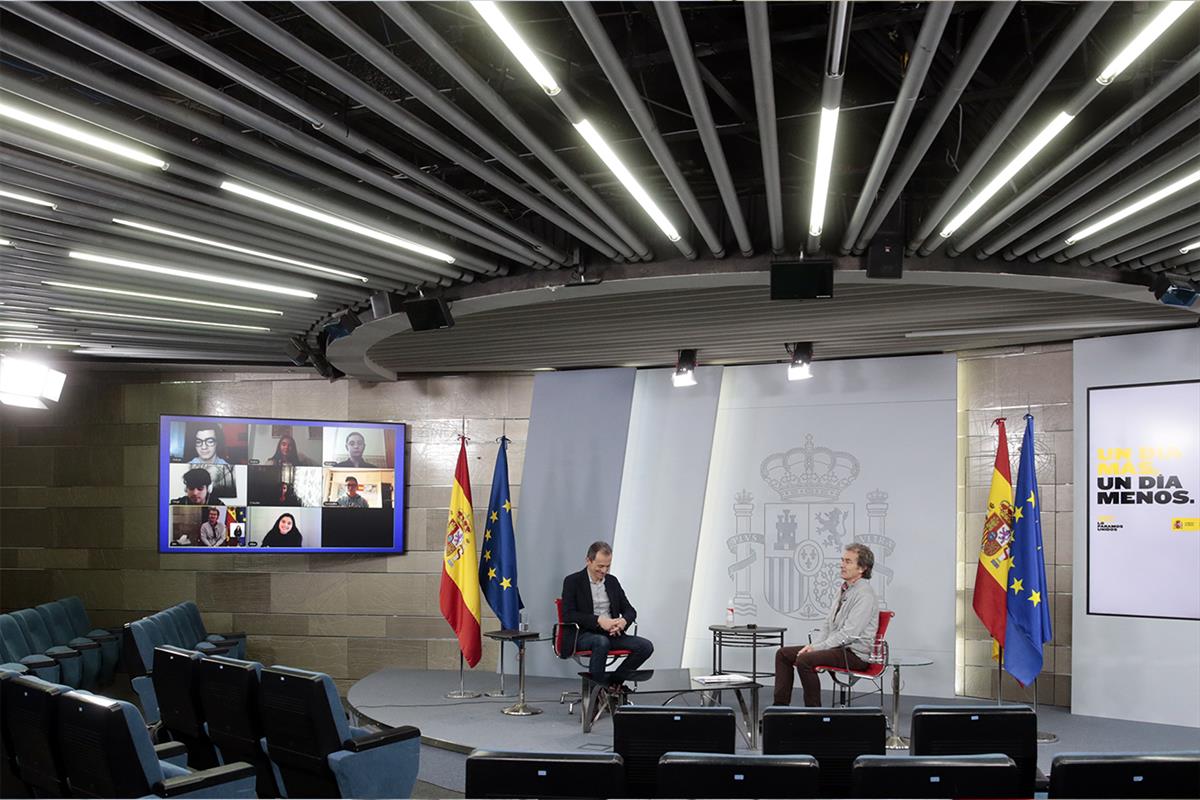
[810,578,880,659]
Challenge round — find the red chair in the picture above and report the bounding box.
[552,598,633,715]
[816,610,895,708]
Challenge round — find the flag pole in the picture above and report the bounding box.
[996,645,1003,706]
[446,651,481,699]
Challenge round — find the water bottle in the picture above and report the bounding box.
[518,609,529,632]
[725,599,735,626]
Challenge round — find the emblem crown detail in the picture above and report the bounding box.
[760,434,860,501]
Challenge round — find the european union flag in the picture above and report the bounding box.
[479,437,523,630]
[1003,415,1053,686]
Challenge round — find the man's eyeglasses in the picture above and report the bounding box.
[195,438,217,447]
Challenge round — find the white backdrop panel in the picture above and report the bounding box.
[681,354,958,699]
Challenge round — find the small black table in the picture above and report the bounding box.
[709,624,787,681]
[483,629,542,716]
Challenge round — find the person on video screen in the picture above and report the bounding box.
[199,507,225,547]
[269,434,313,466]
[171,468,225,506]
[334,432,378,468]
[261,512,303,548]
[187,422,230,466]
[276,481,302,507]
[336,476,370,508]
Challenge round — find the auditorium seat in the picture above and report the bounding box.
[0,669,26,799]
[1,616,58,682]
[34,601,103,689]
[1048,751,1200,798]
[613,705,736,797]
[56,689,256,798]
[0,673,72,797]
[852,753,1021,797]
[466,750,625,798]
[198,653,284,798]
[910,703,1039,794]
[5,610,82,688]
[761,706,886,797]
[657,751,820,798]
[259,665,421,798]
[178,601,247,659]
[153,646,221,769]
[58,596,121,685]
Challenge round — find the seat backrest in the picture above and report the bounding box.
[56,690,161,798]
[466,750,625,799]
[181,602,210,638]
[259,665,349,797]
[169,604,205,645]
[0,674,71,797]
[199,654,281,798]
[152,646,205,736]
[910,704,1038,794]
[1048,751,1200,799]
[613,706,736,797]
[35,603,76,644]
[658,751,820,799]
[875,610,894,642]
[11,609,54,652]
[0,615,32,660]
[60,596,93,637]
[852,753,1021,798]
[162,607,200,648]
[762,706,886,797]
[127,617,160,675]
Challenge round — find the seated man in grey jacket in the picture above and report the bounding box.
[773,543,880,706]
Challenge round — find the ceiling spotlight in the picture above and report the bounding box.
[285,336,311,367]
[0,98,167,169]
[787,342,814,381]
[1178,239,1200,255]
[1151,273,1199,307]
[673,348,698,388]
[0,188,57,209]
[0,356,67,408]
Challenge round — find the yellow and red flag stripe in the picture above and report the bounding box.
[973,418,1014,650]
[439,437,482,667]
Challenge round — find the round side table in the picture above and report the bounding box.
[885,656,933,749]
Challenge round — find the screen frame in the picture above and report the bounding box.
[1086,378,1200,621]
[158,413,406,555]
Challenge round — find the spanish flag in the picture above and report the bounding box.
[973,418,1014,651]
[439,438,482,667]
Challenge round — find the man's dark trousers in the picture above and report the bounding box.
[575,631,654,684]
[774,646,869,706]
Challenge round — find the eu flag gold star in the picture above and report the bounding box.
[490,511,499,523]
[1013,506,1024,521]
[500,577,512,590]
[487,567,496,580]
[1010,578,1024,595]
[503,499,512,513]
[484,529,492,541]
[1027,490,1036,507]
[483,550,492,562]
[1029,590,1041,607]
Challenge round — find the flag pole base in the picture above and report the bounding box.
[1037,730,1059,743]
[445,690,482,699]
[885,734,910,750]
[501,701,542,716]
[446,652,481,699]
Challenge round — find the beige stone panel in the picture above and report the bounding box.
[53,446,125,487]
[233,554,310,572]
[959,357,997,411]
[125,569,196,610]
[86,549,156,571]
[123,382,199,423]
[1056,514,1074,563]
[386,550,441,573]
[199,380,274,418]
[410,441,478,485]
[122,446,158,488]
[425,508,449,546]
[1036,677,1055,705]
[347,378,433,423]
[2,569,52,608]
[999,672,1035,704]
[1039,403,1073,432]
[16,548,87,569]
[310,615,387,638]
[426,637,500,670]
[1040,516,1057,564]
[1054,674,1071,706]
[505,375,534,419]
[346,573,427,615]
[52,569,124,611]
[200,611,234,633]
[962,665,995,699]
[123,508,157,550]
[347,637,428,678]
[408,419,466,445]
[1052,593,1072,645]
[1055,565,1072,595]
[0,508,52,547]
[422,375,509,419]
[964,638,994,667]
[1,446,53,486]
[386,616,458,639]
[409,486,451,508]
[271,572,348,615]
[196,572,271,612]
[232,613,309,636]
[1056,646,1071,675]
[308,554,390,573]
[403,508,432,551]
[1058,484,1073,511]
[271,378,349,420]
[160,553,235,571]
[251,634,348,678]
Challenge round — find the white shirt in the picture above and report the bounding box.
[589,574,611,619]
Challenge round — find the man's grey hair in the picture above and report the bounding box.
[586,541,612,561]
[845,543,875,579]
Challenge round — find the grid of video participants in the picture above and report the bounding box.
[163,418,401,551]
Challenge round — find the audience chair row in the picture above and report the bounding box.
[123,601,247,723]
[0,669,256,798]
[151,645,421,799]
[0,597,118,690]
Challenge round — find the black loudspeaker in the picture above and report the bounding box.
[405,297,454,331]
[770,261,834,299]
[370,291,403,320]
[866,236,904,279]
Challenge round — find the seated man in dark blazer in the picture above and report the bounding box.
[561,540,654,689]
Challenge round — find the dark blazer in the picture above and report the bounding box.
[559,568,637,657]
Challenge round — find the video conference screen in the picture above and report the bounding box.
[158,415,406,554]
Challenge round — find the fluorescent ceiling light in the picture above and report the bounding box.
[0,337,82,347]
[68,251,318,300]
[0,189,56,209]
[941,112,1076,238]
[40,280,283,316]
[49,306,271,332]
[0,239,11,246]
[1096,1,1195,85]
[220,181,453,264]
[906,319,1174,338]
[1179,239,1200,254]
[809,106,841,237]
[0,99,167,169]
[471,1,561,95]
[573,119,680,241]
[1064,167,1200,245]
[111,218,367,282]
[0,321,38,330]
[0,393,46,409]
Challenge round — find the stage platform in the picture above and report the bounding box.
[348,667,1198,795]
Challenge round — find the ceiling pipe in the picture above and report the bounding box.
[1162,251,1200,270]
[299,2,633,263]
[908,2,1110,254]
[381,2,667,263]
[840,2,953,255]
[1053,192,1200,263]
[656,2,753,257]
[806,0,852,255]
[1009,143,1200,262]
[1105,227,1200,268]
[2,4,541,271]
[998,98,1200,259]
[965,53,1200,258]
[566,1,721,258]
[1072,209,1200,266]
[743,1,783,255]
[852,1,1015,254]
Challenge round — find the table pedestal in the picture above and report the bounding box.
[502,641,542,716]
[886,663,909,749]
[485,641,509,697]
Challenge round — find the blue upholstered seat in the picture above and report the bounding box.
[0,613,66,685]
[260,665,421,798]
[199,654,285,798]
[153,646,222,770]
[0,673,72,797]
[56,689,256,798]
[35,601,102,689]
[58,596,121,685]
